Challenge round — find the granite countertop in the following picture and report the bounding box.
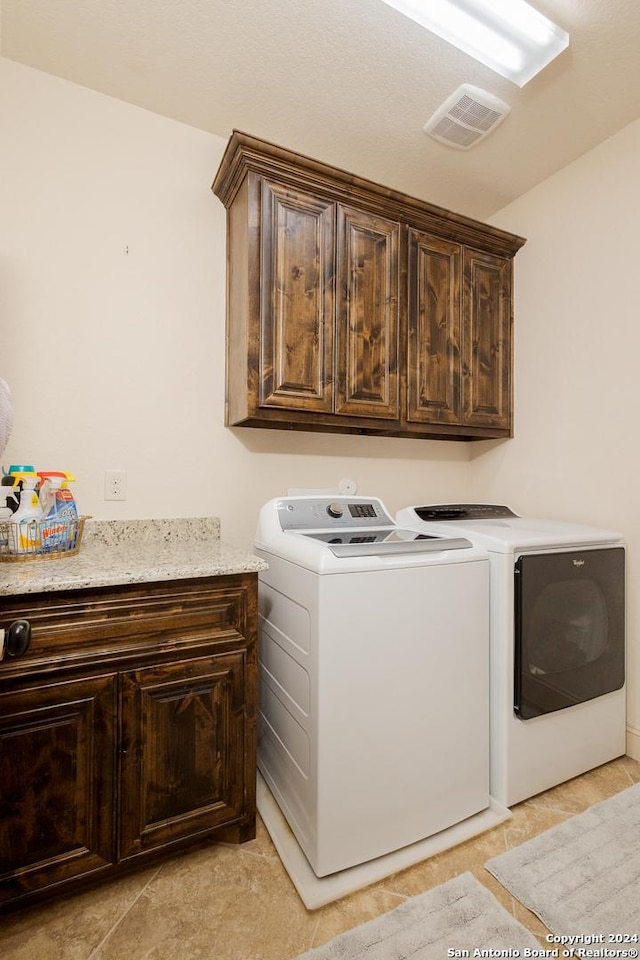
[0,517,267,596]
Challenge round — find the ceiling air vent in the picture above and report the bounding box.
[424,84,510,150]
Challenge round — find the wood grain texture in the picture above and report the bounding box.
[462,249,512,431]
[0,673,116,904]
[0,574,258,912]
[213,131,524,440]
[260,180,334,411]
[336,205,399,420]
[119,651,248,859]
[407,230,461,425]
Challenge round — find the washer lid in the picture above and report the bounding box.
[300,528,473,558]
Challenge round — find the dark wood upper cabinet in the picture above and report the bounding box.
[213,131,526,441]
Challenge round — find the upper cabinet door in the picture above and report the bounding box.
[335,205,400,420]
[407,230,462,425]
[259,180,335,412]
[463,249,512,431]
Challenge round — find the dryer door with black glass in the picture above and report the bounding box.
[514,547,625,720]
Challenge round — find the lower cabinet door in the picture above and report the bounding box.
[119,652,248,859]
[0,674,117,905]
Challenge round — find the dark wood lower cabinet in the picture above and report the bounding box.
[0,674,117,903]
[0,574,257,912]
[119,652,248,859]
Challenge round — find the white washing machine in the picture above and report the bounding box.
[396,504,626,807]
[255,495,491,878]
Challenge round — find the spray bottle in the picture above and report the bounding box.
[1,470,30,548]
[37,471,78,551]
[10,473,44,552]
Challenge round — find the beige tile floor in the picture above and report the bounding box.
[2,756,639,960]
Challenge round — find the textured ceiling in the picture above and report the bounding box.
[2,0,640,220]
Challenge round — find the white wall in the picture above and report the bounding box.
[478,117,640,758]
[0,58,470,550]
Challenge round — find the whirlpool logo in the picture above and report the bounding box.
[573,559,585,567]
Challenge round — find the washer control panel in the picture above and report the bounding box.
[277,497,391,531]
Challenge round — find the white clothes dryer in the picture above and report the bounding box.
[255,496,491,877]
[396,504,626,808]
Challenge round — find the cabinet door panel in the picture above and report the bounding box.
[260,180,335,411]
[463,250,512,430]
[336,205,399,419]
[119,653,248,859]
[407,231,461,424]
[0,674,117,904]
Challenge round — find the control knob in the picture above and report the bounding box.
[326,502,344,519]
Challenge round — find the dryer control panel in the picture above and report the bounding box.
[414,504,518,522]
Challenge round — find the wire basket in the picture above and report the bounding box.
[0,516,87,562]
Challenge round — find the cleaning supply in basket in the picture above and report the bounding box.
[1,477,20,513]
[38,471,77,517]
[38,471,78,551]
[4,464,36,475]
[9,474,44,552]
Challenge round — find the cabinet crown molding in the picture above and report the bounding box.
[212,130,526,259]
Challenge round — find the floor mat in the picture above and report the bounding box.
[294,872,541,959]
[486,782,640,935]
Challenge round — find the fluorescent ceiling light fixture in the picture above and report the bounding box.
[379,0,569,87]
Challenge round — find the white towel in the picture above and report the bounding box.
[0,378,14,460]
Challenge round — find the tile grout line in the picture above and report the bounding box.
[86,865,164,960]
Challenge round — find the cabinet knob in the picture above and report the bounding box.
[6,619,32,658]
